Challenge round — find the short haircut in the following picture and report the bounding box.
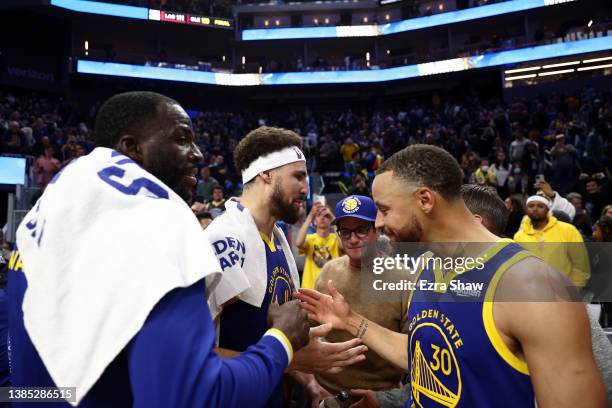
[234,126,303,176]
[211,185,224,193]
[378,144,462,201]
[196,212,213,221]
[94,91,178,148]
[460,184,508,235]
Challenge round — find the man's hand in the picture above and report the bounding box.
[308,202,324,222]
[268,300,310,352]
[290,323,368,374]
[349,389,380,408]
[535,180,554,198]
[294,281,352,331]
[191,201,208,214]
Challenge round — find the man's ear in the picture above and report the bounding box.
[116,135,143,164]
[258,170,273,185]
[473,213,484,225]
[415,187,436,214]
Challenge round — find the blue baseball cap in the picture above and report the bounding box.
[332,195,377,225]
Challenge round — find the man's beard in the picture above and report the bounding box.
[269,181,302,224]
[146,148,191,203]
[387,213,424,242]
[529,213,547,223]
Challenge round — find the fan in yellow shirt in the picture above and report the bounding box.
[295,202,342,289]
[514,194,590,287]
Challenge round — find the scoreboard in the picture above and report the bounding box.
[148,9,231,28]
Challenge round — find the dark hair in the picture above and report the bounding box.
[234,126,303,176]
[211,185,224,193]
[599,215,612,240]
[460,184,508,235]
[552,210,572,223]
[507,194,525,215]
[493,149,509,169]
[196,212,213,221]
[378,144,462,200]
[573,212,593,236]
[94,91,178,148]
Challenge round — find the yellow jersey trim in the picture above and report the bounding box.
[260,231,277,252]
[482,251,532,376]
[266,328,294,362]
[432,238,514,293]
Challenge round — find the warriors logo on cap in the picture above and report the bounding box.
[342,197,361,214]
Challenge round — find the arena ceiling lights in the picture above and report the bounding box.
[50,0,232,28]
[76,36,612,86]
[504,52,612,80]
[241,0,575,41]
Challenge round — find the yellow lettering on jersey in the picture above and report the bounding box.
[8,251,18,270]
[410,308,464,349]
[8,250,23,272]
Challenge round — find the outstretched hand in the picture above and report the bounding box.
[289,323,368,374]
[294,280,352,332]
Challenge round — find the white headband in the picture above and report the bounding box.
[526,195,551,209]
[242,146,306,184]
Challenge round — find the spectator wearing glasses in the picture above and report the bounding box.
[314,195,408,406]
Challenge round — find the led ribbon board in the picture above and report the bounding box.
[242,0,575,40]
[77,36,612,86]
[50,0,148,19]
[50,0,231,28]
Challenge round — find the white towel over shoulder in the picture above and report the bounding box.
[204,198,300,318]
[16,147,221,405]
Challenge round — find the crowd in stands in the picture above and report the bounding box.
[1,85,611,242]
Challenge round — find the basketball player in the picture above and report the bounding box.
[296,145,606,407]
[205,127,367,407]
[7,92,310,407]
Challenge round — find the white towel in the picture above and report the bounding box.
[16,147,221,405]
[204,198,300,318]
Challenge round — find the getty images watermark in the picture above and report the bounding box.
[359,241,612,303]
[372,252,486,293]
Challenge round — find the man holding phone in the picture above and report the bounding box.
[534,177,576,220]
[295,201,342,289]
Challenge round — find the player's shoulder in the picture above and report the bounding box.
[495,255,579,302]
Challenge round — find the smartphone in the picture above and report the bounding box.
[313,194,326,206]
[535,174,545,183]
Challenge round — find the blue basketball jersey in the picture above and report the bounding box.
[219,231,296,407]
[406,240,535,408]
